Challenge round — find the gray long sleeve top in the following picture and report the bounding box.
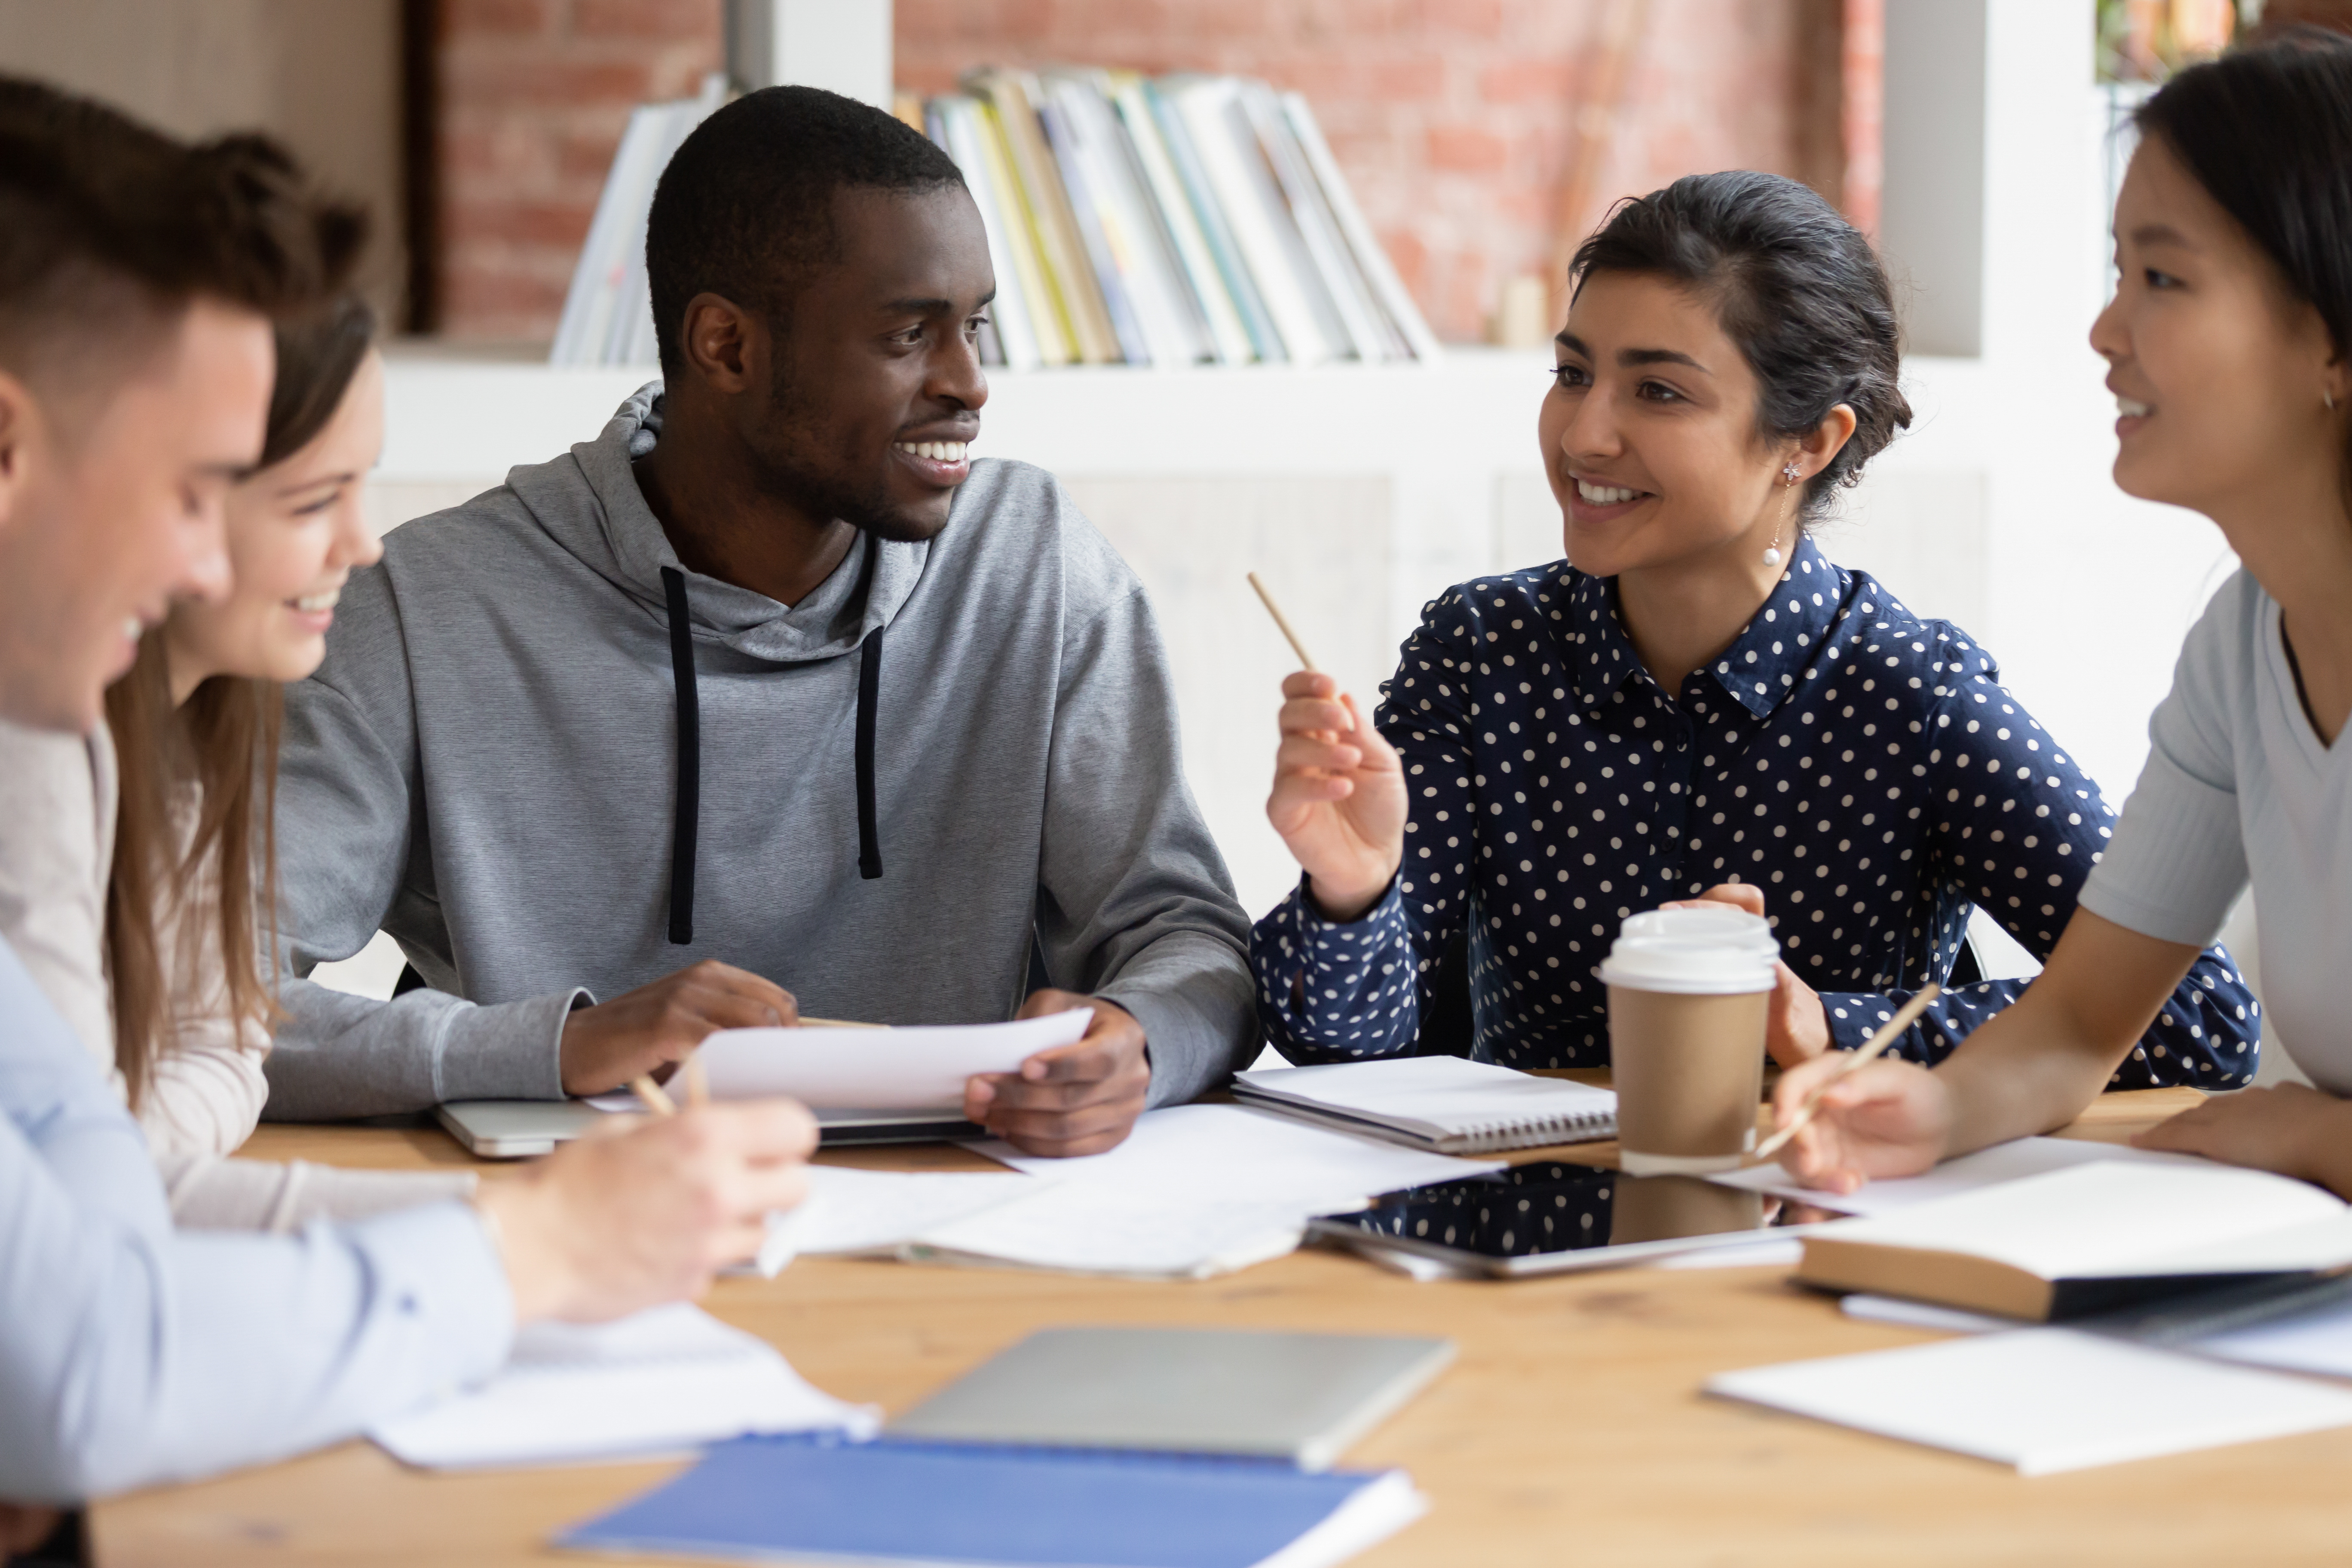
[266,386,1257,1118]
[0,937,511,1502]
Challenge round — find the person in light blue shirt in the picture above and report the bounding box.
[0,77,815,1519]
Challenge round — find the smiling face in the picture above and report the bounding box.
[732,183,992,543]
[162,348,385,696]
[1541,271,1806,580]
[2091,135,2347,527]
[0,298,268,731]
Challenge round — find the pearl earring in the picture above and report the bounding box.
[1764,462,1799,569]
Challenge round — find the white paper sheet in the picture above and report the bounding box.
[745,1165,1042,1274]
[1708,1135,2202,1216]
[1707,1328,2352,1474]
[976,1103,1501,1207]
[888,1105,1499,1280]
[1790,1163,2350,1281]
[369,1304,877,1469]
[683,1010,1094,1109]
[908,1185,1320,1280]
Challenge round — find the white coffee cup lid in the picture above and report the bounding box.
[1617,905,1779,957]
[1598,908,1777,995]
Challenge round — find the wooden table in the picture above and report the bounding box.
[91,1087,2352,1566]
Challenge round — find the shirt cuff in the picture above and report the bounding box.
[339,1198,516,1402]
[1291,872,1403,935]
[435,989,591,1102]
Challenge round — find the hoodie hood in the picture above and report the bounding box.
[506,380,929,666]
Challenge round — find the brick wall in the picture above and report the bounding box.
[434,0,1865,344]
[436,0,722,340]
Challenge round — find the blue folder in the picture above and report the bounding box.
[557,1433,1399,1567]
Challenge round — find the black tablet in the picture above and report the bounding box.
[1307,1162,1835,1278]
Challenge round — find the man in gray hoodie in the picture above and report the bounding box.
[265,87,1257,1155]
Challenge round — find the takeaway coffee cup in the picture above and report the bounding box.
[1598,909,1778,1176]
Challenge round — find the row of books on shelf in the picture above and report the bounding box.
[551,70,1439,371]
[910,70,1437,369]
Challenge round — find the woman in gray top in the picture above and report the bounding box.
[1774,34,2352,1198]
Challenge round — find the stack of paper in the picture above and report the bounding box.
[369,1304,875,1469]
[738,1106,1497,1282]
[906,1104,1501,1279]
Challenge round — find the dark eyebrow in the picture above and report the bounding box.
[1550,332,1706,373]
[2128,222,2195,250]
[1621,347,1708,372]
[884,288,998,315]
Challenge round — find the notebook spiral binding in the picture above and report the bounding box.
[1451,1110,1616,1154]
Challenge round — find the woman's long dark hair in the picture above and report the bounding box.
[2137,28,2352,506]
[103,293,375,1107]
[1568,170,1912,524]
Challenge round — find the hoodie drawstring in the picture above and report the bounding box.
[660,554,885,945]
[661,567,701,944]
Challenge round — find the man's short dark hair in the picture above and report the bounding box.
[645,85,965,375]
[0,74,363,392]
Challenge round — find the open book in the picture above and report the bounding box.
[1232,1057,1617,1155]
[1795,1160,2352,1321]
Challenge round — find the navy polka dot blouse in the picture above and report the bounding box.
[1251,539,2259,1085]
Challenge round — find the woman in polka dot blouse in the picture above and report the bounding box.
[1251,170,2256,1087]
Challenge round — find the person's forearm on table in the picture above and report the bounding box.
[1930,912,2207,1158]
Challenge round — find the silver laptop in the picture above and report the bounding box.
[886,1326,1455,1471]
[435,1099,981,1158]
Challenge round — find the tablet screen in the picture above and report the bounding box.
[1315,1162,1799,1262]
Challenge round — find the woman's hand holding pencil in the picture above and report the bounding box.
[1251,573,1406,925]
[476,1050,815,1324]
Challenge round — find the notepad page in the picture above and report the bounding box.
[1819,1161,2351,1279]
[1236,1057,1615,1141]
[1709,1134,2205,1216]
[1708,1329,2352,1475]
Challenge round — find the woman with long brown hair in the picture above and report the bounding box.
[0,294,474,1225]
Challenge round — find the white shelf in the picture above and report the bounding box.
[377,346,1552,484]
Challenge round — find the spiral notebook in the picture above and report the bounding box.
[1232,1058,1617,1155]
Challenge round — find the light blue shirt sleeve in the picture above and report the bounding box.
[0,937,514,1502]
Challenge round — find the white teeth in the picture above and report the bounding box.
[292,589,340,613]
[1576,478,1640,505]
[2116,396,2152,418]
[895,441,969,462]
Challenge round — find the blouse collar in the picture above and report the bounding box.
[1568,534,1847,720]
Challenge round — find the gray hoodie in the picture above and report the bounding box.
[264,385,1256,1117]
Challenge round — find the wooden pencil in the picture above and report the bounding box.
[1247,572,1318,672]
[1750,983,1942,1162]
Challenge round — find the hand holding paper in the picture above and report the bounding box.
[689,1009,1093,1108]
[965,990,1149,1158]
